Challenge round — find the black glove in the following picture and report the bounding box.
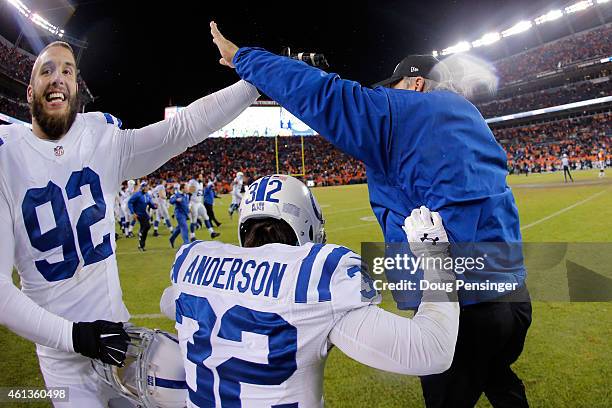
[72,320,130,367]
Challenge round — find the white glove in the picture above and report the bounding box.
[403,206,455,302]
[403,206,448,243]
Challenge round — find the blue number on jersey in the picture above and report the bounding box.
[245,177,283,205]
[176,293,298,407]
[21,167,113,281]
[22,181,79,281]
[176,293,217,407]
[217,305,298,406]
[66,168,113,266]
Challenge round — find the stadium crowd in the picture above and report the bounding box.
[476,77,612,118]
[494,24,612,85]
[149,136,367,191]
[497,113,611,174]
[0,93,30,122]
[0,36,92,109]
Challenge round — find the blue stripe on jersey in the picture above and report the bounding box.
[318,246,352,302]
[0,137,4,147]
[255,176,270,201]
[116,117,122,128]
[103,112,114,125]
[347,265,360,278]
[272,404,299,408]
[153,376,188,389]
[171,240,201,283]
[295,244,324,303]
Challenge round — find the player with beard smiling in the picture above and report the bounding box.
[27,43,81,141]
[0,41,260,407]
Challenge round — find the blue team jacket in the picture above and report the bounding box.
[203,186,215,205]
[170,193,190,220]
[128,191,155,218]
[233,47,525,306]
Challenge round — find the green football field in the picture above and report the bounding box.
[1,169,611,407]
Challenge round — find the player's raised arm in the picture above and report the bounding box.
[328,207,459,376]
[116,80,259,182]
[210,21,392,169]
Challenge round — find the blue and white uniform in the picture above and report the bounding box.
[0,80,259,407]
[152,183,172,231]
[188,179,214,238]
[161,240,458,407]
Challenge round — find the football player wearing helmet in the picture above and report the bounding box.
[228,171,244,218]
[158,175,458,407]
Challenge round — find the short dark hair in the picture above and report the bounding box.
[240,218,298,248]
[30,41,76,84]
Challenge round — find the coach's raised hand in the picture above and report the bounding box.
[210,21,239,68]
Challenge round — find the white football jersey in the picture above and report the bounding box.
[0,113,130,323]
[232,177,243,195]
[169,240,378,407]
[188,180,204,204]
[152,184,166,205]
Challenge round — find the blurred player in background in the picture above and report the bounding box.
[0,40,259,407]
[561,153,574,183]
[128,181,157,251]
[159,175,459,407]
[598,148,606,178]
[121,179,136,237]
[188,177,220,241]
[228,170,244,218]
[151,180,173,236]
[169,183,191,248]
[204,180,222,227]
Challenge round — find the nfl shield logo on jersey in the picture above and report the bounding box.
[54,145,64,157]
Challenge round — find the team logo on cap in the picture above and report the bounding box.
[54,146,64,157]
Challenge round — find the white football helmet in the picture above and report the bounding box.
[238,174,326,246]
[92,325,187,408]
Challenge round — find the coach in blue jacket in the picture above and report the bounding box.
[169,183,191,248]
[211,22,532,408]
[128,182,157,251]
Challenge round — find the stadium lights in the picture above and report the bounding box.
[431,0,605,58]
[7,0,30,17]
[535,10,564,25]
[441,41,471,56]
[472,32,501,48]
[501,20,533,37]
[6,0,66,38]
[565,0,593,14]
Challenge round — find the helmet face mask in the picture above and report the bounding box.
[91,326,187,408]
[238,175,326,247]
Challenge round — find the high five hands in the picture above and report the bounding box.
[210,21,239,69]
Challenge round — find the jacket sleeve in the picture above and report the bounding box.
[234,47,392,169]
[127,193,137,214]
